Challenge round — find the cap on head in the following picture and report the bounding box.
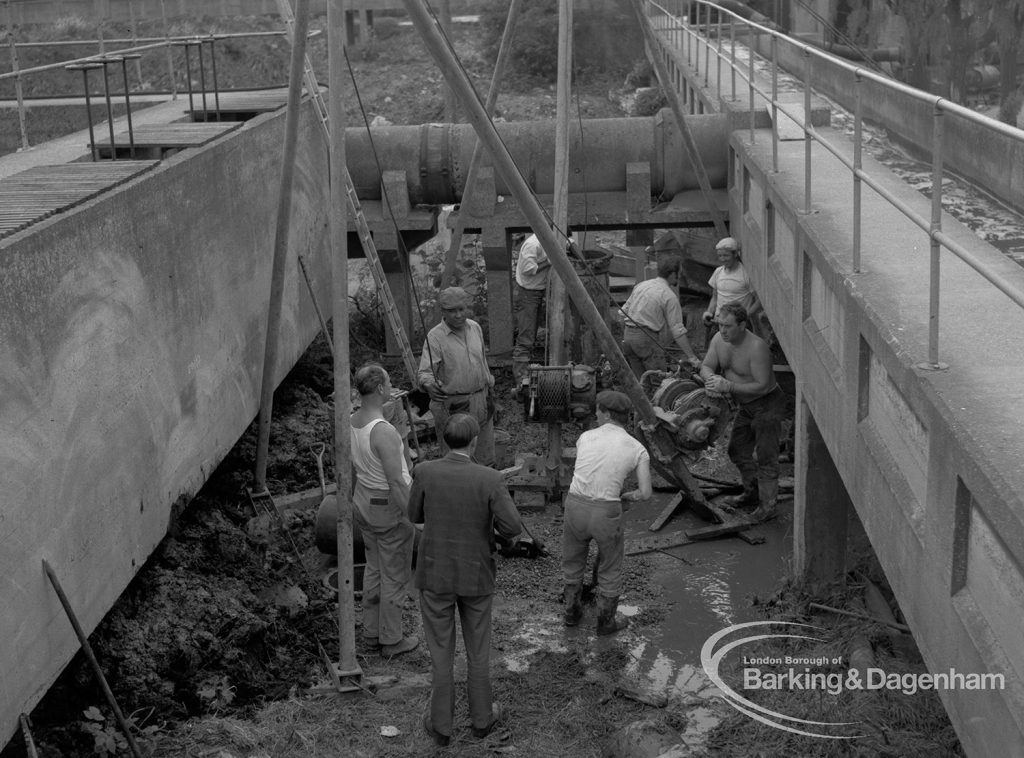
[715,237,740,252]
[438,286,471,309]
[596,389,632,415]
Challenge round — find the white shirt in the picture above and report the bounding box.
[351,418,412,490]
[709,263,754,315]
[515,234,549,290]
[569,423,649,502]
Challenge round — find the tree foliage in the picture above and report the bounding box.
[838,0,1023,108]
[477,0,643,85]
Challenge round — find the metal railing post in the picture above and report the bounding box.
[748,21,755,142]
[65,62,103,161]
[117,53,140,158]
[803,47,811,213]
[729,16,736,100]
[207,36,221,120]
[702,2,709,88]
[853,70,863,272]
[925,104,946,369]
[99,57,117,160]
[4,2,30,151]
[716,13,722,104]
[175,40,195,118]
[771,33,778,171]
[195,37,208,120]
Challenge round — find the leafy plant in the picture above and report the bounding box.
[80,706,162,756]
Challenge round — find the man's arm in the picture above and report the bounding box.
[417,334,447,401]
[371,423,411,512]
[703,291,718,325]
[621,452,652,504]
[665,292,700,364]
[699,335,722,382]
[490,480,523,542]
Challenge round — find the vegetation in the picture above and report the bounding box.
[833,0,1024,114]
[477,0,644,85]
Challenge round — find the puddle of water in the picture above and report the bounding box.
[501,613,569,673]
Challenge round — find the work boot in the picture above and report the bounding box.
[596,595,630,636]
[471,704,505,739]
[749,479,778,523]
[422,712,450,747]
[563,583,583,627]
[722,480,758,509]
[381,635,419,657]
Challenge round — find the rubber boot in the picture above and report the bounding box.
[563,583,583,627]
[723,480,758,509]
[749,479,778,523]
[596,595,629,636]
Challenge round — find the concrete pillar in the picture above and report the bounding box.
[793,391,850,590]
[481,226,512,363]
[625,228,653,282]
[345,10,356,47]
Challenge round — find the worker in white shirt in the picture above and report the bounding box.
[561,390,652,636]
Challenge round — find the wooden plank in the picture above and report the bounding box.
[648,492,683,532]
[685,521,754,540]
[625,531,692,555]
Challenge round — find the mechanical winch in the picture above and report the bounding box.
[520,361,732,457]
[521,363,598,423]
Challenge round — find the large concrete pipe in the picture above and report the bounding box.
[345,112,733,205]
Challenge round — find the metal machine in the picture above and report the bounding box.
[520,360,733,457]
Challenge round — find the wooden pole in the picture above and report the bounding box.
[253,0,311,491]
[437,0,522,293]
[42,561,143,758]
[439,0,456,122]
[400,0,717,521]
[546,0,572,476]
[328,0,360,685]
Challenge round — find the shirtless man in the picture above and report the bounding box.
[699,302,786,522]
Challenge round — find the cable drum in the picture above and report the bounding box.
[524,364,597,423]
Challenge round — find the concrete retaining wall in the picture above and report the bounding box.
[0,102,330,746]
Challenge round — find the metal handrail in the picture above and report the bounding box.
[645,0,1024,368]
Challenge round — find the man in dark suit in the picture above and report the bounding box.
[409,413,523,747]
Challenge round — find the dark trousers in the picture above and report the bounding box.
[727,386,786,495]
[561,493,624,597]
[513,284,545,382]
[420,589,495,737]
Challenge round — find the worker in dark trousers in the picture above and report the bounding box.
[700,302,785,522]
[409,413,523,746]
[561,390,652,635]
[418,286,496,466]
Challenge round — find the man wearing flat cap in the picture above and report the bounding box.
[418,287,497,466]
[561,390,651,636]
